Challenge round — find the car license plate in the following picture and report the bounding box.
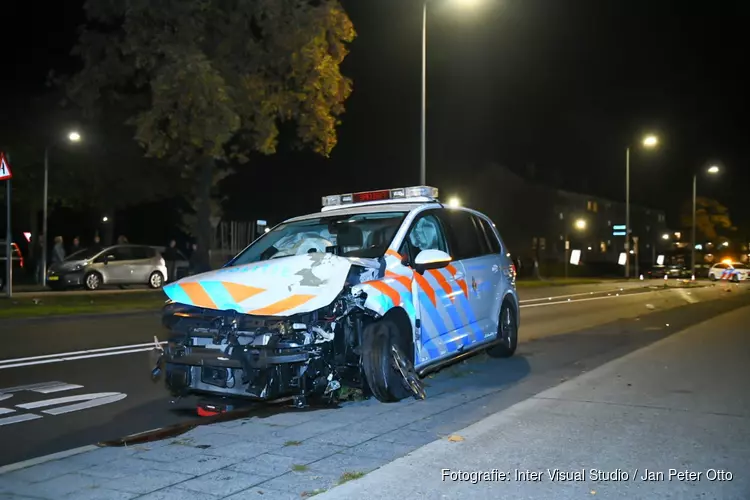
[48,276,59,281]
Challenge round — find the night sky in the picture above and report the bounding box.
[2,0,749,239]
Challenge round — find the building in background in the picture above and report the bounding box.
[456,164,671,276]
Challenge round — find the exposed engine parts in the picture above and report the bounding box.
[156,279,381,407]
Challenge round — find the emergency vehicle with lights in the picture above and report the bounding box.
[154,186,520,407]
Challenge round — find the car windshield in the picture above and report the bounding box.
[731,263,747,269]
[228,211,408,266]
[65,247,102,261]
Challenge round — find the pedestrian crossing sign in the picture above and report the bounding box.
[0,152,12,181]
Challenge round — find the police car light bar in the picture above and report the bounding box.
[321,186,439,208]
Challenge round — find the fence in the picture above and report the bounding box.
[209,221,261,269]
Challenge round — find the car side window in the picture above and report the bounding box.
[439,210,485,261]
[112,247,134,261]
[399,213,449,263]
[476,216,501,254]
[131,247,152,260]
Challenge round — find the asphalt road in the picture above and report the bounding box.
[0,281,746,467]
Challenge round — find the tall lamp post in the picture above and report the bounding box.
[420,0,482,185]
[625,133,659,278]
[691,164,720,279]
[41,131,82,284]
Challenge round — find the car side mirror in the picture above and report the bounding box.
[413,249,452,275]
[104,254,115,264]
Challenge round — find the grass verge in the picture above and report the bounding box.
[0,291,166,319]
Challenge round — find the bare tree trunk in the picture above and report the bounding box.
[196,156,213,271]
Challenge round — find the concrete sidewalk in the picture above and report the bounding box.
[317,305,750,500]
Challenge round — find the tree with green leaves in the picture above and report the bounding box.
[680,197,736,242]
[68,0,356,267]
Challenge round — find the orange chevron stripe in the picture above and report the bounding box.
[441,264,468,297]
[221,282,265,303]
[385,249,403,260]
[180,282,218,309]
[367,280,402,307]
[249,294,315,316]
[385,270,412,291]
[457,279,469,298]
[428,269,454,302]
[413,272,436,307]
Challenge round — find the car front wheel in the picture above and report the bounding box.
[361,319,420,403]
[487,299,518,358]
[84,272,102,291]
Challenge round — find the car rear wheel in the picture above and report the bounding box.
[361,319,419,403]
[149,271,165,289]
[487,299,518,358]
[709,273,717,281]
[84,272,102,291]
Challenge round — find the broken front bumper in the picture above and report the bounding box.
[156,302,341,403]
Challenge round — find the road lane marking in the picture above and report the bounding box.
[0,414,43,426]
[520,290,654,308]
[33,383,85,394]
[0,382,129,426]
[0,342,165,366]
[0,347,160,370]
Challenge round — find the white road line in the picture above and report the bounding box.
[0,347,158,370]
[520,290,654,309]
[0,414,43,427]
[0,342,166,366]
[33,383,85,394]
[0,408,15,415]
[519,287,636,304]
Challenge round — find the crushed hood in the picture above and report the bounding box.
[163,253,375,317]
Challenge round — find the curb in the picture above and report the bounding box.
[0,445,99,475]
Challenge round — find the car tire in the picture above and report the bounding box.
[487,299,518,358]
[361,319,415,403]
[84,272,102,291]
[148,271,165,289]
[709,273,717,281]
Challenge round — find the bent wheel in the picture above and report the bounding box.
[487,300,518,358]
[362,319,418,403]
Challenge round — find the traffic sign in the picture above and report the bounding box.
[0,152,11,181]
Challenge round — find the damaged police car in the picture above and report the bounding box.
[156,186,520,407]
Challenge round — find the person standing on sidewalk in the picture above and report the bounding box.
[163,239,179,282]
[51,236,66,265]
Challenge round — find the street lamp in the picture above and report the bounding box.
[564,217,586,278]
[420,0,484,185]
[102,216,109,223]
[662,233,670,240]
[624,133,659,278]
[691,164,720,279]
[41,130,82,285]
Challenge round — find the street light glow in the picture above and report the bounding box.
[452,0,481,6]
[575,219,586,230]
[642,135,658,148]
[264,227,270,233]
[68,131,81,142]
[102,216,108,222]
[447,197,461,208]
[662,233,670,240]
[707,165,720,174]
